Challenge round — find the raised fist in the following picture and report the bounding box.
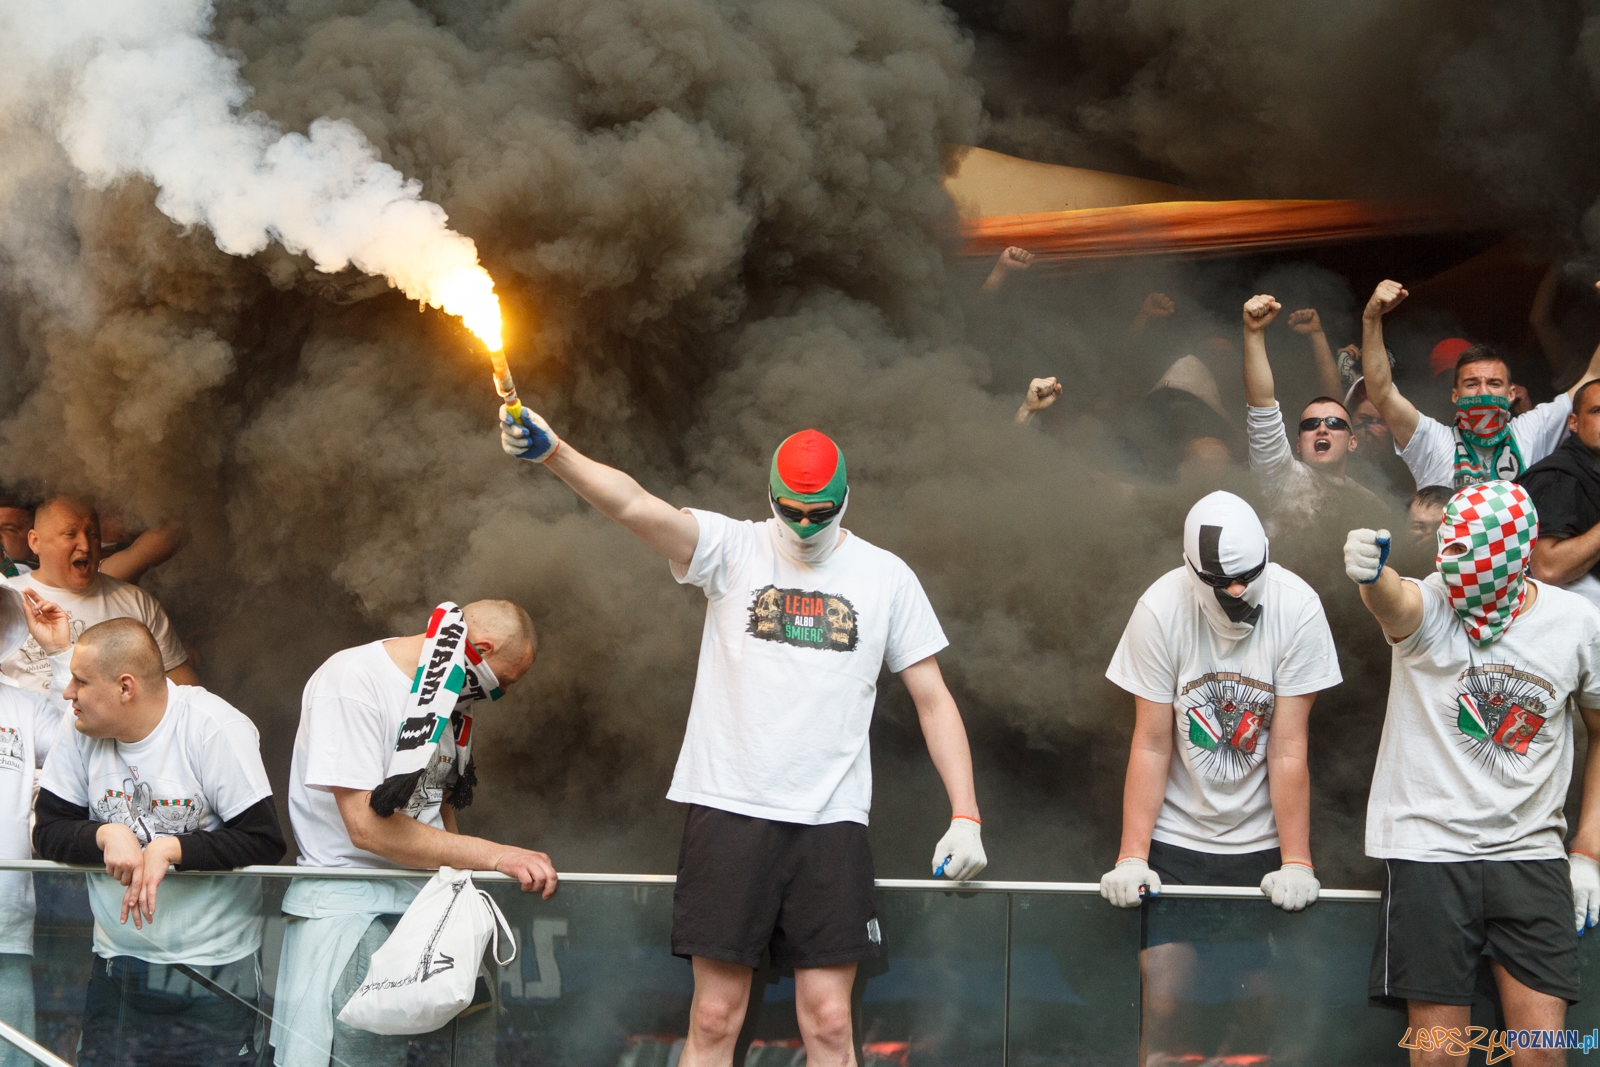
[1364,280,1408,320]
[1141,293,1176,319]
[996,247,1034,273]
[1288,308,1323,335]
[1023,377,1063,412]
[1344,528,1391,584]
[1243,294,1281,331]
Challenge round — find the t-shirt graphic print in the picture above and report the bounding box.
[1180,671,1275,781]
[91,765,205,842]
[747,586,859,652]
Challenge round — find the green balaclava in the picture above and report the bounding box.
[769,429,848,539]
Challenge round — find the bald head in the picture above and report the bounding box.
[76,619,165,686]
[463,600,536,685]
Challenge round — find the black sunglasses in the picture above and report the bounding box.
[1189,557,1267,589]
[1299,415,1351,432]
[772,491,845,526]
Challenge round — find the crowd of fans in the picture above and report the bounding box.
[3,247,1600,1064]
[999,247,1600,610]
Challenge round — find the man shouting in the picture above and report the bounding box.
[501,409,984,1067]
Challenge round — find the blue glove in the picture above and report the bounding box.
[500,404,559,463]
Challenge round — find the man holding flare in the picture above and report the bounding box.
[499,403,984,1067]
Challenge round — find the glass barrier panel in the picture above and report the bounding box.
[1141,895,1405,1067]
[1006,891,1141,1066]
[16,867,1600,1067]
[480,882,1008,1067]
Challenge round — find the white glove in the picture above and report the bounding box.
[1099,857,1160,908]
[1571,852,1600,934]
[1343,528,1391,584]
[500,404,560,463]
[931,818,986,881]
[1260,862,1320,912]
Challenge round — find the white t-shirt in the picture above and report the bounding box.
[1366,574,1600,861]
[1246,404,1387,536]
[1106,565,1343,854]
[667,511,949,826]
[1398,395,1571,489]
[289,640,461,868]
[0,652,69,956]
[37,682,273,965]
[1,572,187,694]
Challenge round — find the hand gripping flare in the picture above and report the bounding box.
[500,404,560,463]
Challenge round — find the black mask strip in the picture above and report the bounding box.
[1198,524,1265,626]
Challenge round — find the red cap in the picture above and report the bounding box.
[773,429,842,494]
[1430,338,1472,378]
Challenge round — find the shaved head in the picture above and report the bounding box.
[35,495,98,531]
[463,600,536,658]
[76,618,165,686]
[463,600,537,685]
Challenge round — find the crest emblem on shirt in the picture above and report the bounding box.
[746,586,858,652]
[1451,663,1555,780]
[1179,672,1275,781]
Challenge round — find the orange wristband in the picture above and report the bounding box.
[952,815,982,826]
[1572,848,1598,862]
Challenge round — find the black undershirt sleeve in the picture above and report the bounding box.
[174,797,287,871]
[32,790,286,870]
[33,789,105,865]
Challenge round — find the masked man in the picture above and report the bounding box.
[1100,492,1341,1061]
[501,409,984,1067]
[1345,482,1600,1054]
[1358,280,1600,490]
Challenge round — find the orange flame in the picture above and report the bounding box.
[431,266,503,352]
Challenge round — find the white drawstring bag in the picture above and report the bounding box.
[337,867,517,1035]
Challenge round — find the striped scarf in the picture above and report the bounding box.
[369,602,503,818]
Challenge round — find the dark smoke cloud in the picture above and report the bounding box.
[0,0,1566,892]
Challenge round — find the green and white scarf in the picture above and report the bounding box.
[369,602,503,818]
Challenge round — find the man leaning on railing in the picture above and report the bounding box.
[271,599,556,1067]
[31,618,286,1067]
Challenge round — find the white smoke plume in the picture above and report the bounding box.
[2,0,500,346]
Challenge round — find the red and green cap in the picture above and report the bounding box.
[769,429,847,509]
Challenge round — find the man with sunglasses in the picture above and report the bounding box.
[1240,295,1386,536]
[1359,279,1600,491]
[499,410,984,1067]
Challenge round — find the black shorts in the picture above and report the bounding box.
[1369,858,1580,1009]
[671,805,881,970]
[1145,839,1282,949]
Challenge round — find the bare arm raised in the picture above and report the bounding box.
[1360,281,1421,449]
[1241,294,1282,407]
[1288,308,1344,399]
[502,406,700,567]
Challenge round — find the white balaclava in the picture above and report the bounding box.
[1182,491,1271,640]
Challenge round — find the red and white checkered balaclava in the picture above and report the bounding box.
[1436,480,1538,648]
